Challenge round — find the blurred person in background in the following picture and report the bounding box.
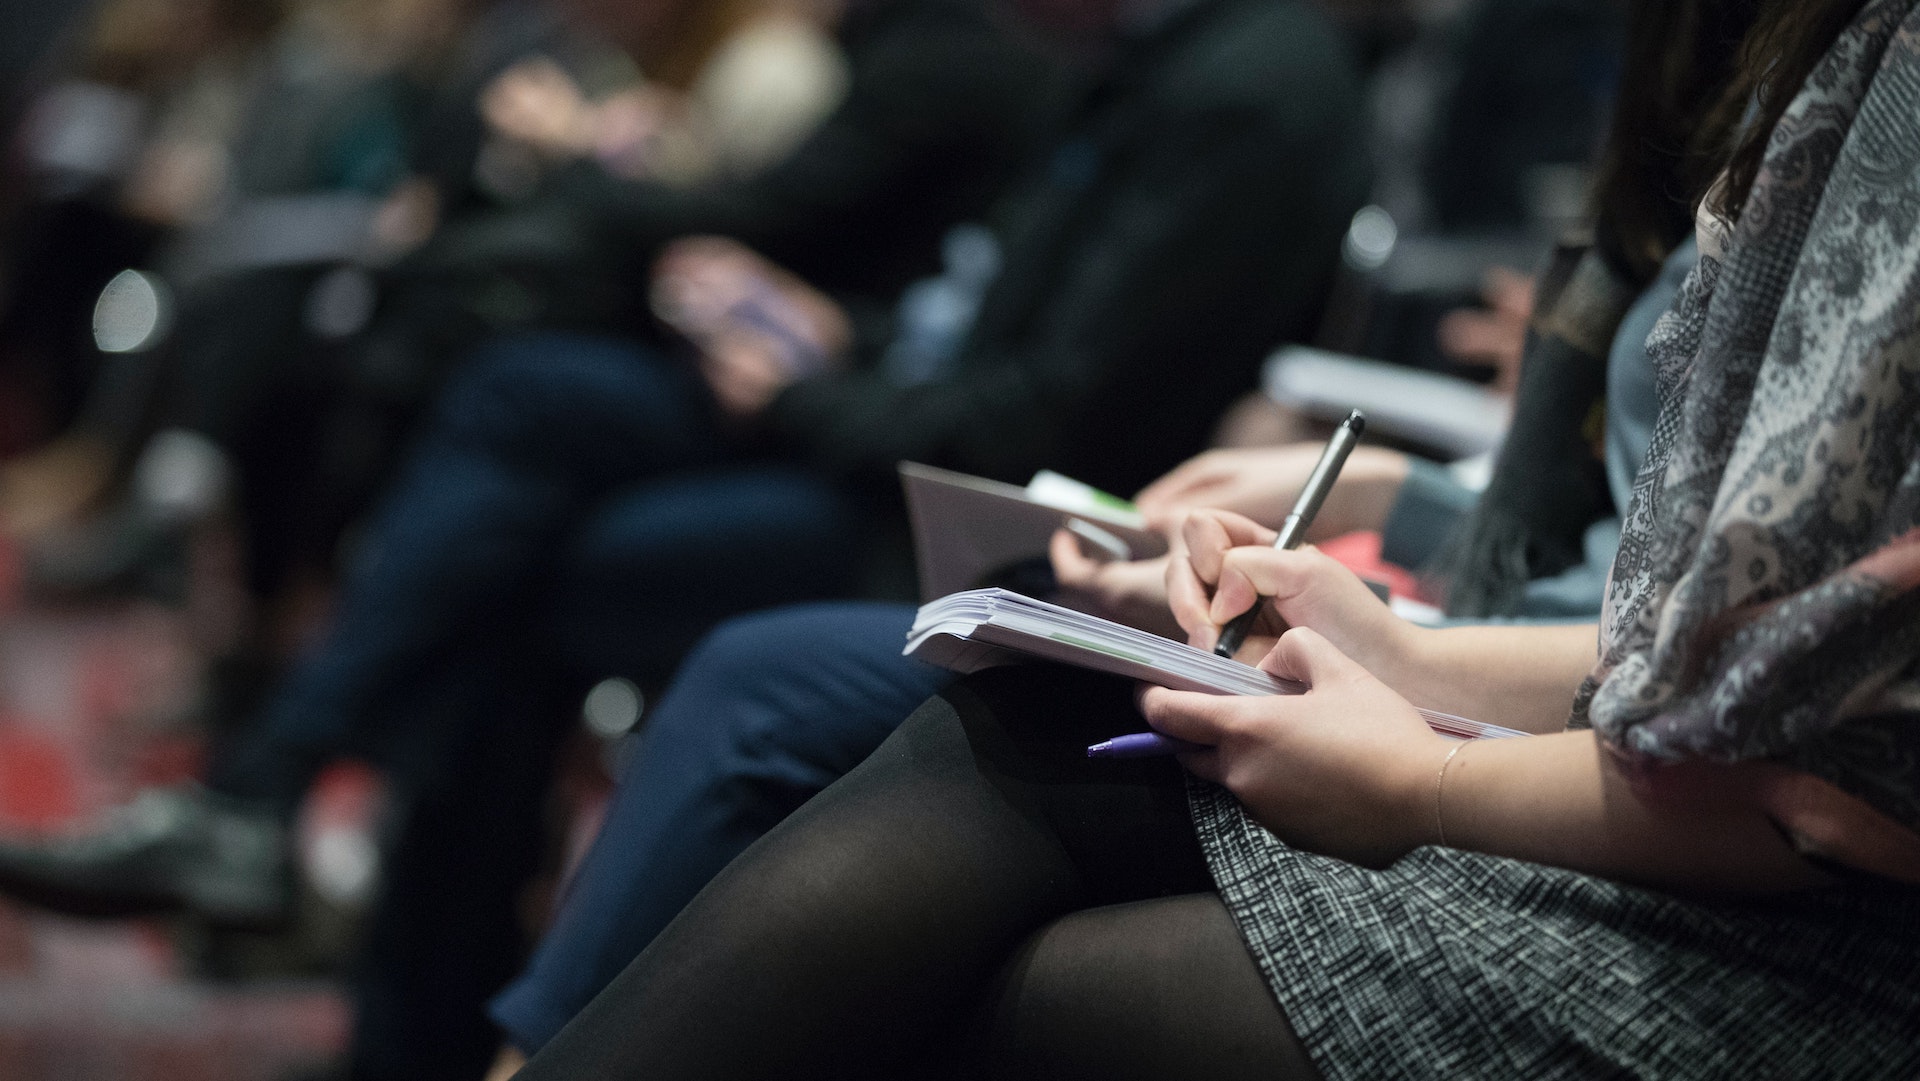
[0,0,457,559]
[0,0,282,483]
[481,0,850,187]
[0,0,1044,648]
[0,0,1371,1077]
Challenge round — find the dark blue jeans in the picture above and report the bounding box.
[488,602,951,1055]
[207,332,864,1080]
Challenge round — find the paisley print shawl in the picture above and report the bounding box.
[1575,0,1920,835]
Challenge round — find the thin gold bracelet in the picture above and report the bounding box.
[1434,740,1469,848]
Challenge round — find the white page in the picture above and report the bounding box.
[907,588,1525,740]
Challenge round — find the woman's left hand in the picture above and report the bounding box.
[1138,626,1452,867]
[1048,528,1181,638]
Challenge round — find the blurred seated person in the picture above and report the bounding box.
[5,0,1048,636]
[482,0,850,187]
[0,0,281,509]
[0,1,1371,1077]
[0,0,459,549]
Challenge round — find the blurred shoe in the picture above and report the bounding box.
[0,785,293,928]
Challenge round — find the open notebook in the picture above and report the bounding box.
[905,588,1525,741]
[899,463,1167,601]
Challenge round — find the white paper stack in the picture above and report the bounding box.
[906,588,1525,741]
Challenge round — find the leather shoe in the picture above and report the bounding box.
[0,785,293,928]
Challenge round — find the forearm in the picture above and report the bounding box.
[1383,622,1597,733]
[1439,730,1828,894]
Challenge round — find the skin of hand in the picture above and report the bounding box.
[1435,265,1534,395]
[1046,528,1183,639]
[1140,627,1451,868]
[699,329,805,417]
[481,57,599,159]
[1133,444,1410,539]
[1141,651,1828,892]
[1151,515,1830,892]
[370,176,441,256]
[1169,507,1597,729]
[591,86,673,179]
[1167,508,1412,673]
[652,238,852,419]
[483,1046,526,1081]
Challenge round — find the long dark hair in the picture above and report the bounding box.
[1709,0,1874,220]
[1443,0,1878,618]
[1588,0,1760,283]
[1588,0,1872,285]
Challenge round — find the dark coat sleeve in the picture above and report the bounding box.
[765,89,1371,496]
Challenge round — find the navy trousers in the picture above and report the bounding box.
[208,332,863,1080]
[488,602,950,1054]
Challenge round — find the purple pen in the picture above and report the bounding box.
[1086,732,1206,758]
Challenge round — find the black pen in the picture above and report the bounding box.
[1212,409,1366,658]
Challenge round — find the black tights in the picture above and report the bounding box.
[518,668,1320,1080]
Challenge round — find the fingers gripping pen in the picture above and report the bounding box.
[1212,409,1365,658]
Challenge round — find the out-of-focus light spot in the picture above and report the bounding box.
[305,266,378,339]
[93,269,170,353]
[1343,205,1398,272]
[309,825,379,905]
[583,677,644,739]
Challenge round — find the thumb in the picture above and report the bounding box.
[1256,626,1364,688]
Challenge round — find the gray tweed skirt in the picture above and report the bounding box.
[1187,781,1920,1080]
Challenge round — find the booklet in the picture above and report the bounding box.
[905,588,1526,741]
[1263,345,1510,459]
[899,463,1168,602]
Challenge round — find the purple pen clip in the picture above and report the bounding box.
[1086,732,1207,759]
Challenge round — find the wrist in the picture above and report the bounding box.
[1377,729,1458,863]
[1397,733,1451,860]
[1360,611,1432,697]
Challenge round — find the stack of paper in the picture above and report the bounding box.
[906,588,1525,740]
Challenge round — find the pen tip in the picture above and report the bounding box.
[1345,409,1366,435]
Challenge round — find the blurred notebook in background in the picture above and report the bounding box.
[1263,345,1510,459]
[899,463,1167,601]
[905,587,1525,740]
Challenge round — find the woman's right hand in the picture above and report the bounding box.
[1168,508,1416,677]
[481,57,598,159]
[1133,444,1409,538]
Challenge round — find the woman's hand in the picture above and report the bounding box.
[652,238,851,418]
[482,57,599,159]
[1048,528,1181,638]
[1139,627,1451,867]
[1133,444,1409,537]
[1168,508,1413,675]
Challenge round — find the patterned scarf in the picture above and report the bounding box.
[1574,0,1920,846]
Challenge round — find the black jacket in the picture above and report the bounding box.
[769,0,1374,497]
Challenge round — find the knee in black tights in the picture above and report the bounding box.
[954,893,1320,1081]
[520,668,1314,1081]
